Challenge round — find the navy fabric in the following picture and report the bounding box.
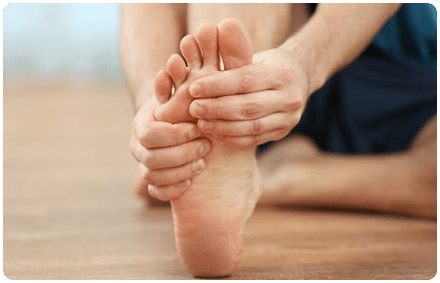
[258,4,437,155]
[372,3,437,71]
[257,46,437,154]
[308,4,437,70]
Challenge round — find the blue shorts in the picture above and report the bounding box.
[258,46,437,154]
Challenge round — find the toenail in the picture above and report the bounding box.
[192,103,204,116]
[190,83,202,97]
[202,121,213,132]
[192,159,204,173]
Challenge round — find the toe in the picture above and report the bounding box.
[180,35,203,70]
[196,23,220,69]
[218,18,253,70]
[153,69,173,104]
[166,54,187,89]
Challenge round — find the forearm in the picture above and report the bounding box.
[119,4,186,111]
[279,3,402,95]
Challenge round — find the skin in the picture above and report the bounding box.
[119,4,436,218]
[149,20,262,277]
[120,3,308,204]
[120,4,208,203]
[189,4,404,147]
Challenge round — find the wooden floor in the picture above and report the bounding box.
[3,81,437,279]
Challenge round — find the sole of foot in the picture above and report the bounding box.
[153,18,261,278]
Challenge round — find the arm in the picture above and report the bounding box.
[188,4,402,147]
[280,3,402,94]
[119,3,187,111]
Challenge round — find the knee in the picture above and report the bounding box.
[409,115,437,149]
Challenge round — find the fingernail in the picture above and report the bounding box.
[188,128,200,139]
[192,159,205,174]
[179,180,190,190]
[190,83,202,97]
[201,120,213,132]
[199,141,210,156]
[191,103,204,117]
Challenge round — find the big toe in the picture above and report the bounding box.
[218,18,253,70]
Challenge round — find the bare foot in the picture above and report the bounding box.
[153,18,261,277]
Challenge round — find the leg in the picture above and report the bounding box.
[405,115,437,217]
[258,43,437,219]
[258,115,437,219]
[258,134,321,173]
[187,3,310,52]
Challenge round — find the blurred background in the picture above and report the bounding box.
[3,3,437,279]
[3,2,137,202]
[4,3,122,84]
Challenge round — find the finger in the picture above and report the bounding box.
[189,63,292,98]
[190,90,301,120]
[135,138,211,170]
[135,120,202,149]
[148,180,191,201]
[139,158,206,187]
[218,128,290,148]
[133,173,170,206]
[139,163,189,201]
[197,112,300,137]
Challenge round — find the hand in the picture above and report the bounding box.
[187,48,310,147]
[130,101,211,201]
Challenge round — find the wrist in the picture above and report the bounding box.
[277,10,340,96]
[278,38,328,97]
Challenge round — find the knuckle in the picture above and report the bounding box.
[213,105,223,118]
[237,73,254,93]
[225,122,234,135]
[291,113,302,127]
[183,146,192,163]
[154,188,169,201]
[170,125,181,144]
[139,127,154,148]
[147,186,158,199]
[141,168,153,184]
[159,193,172,201]
[236,137,254,148]
[242,102,262,118]
[251,119,263,135]
[212,80,220,96]
[132,120,139,138]
[130,140,137,158]
[144,150,156,169]
[148,186,167,201]
[275,65,295,87]
[286,94,303,110]
[279,129,290,140]
[253,134,260,146]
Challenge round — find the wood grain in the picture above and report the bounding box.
[3,81,436,279]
